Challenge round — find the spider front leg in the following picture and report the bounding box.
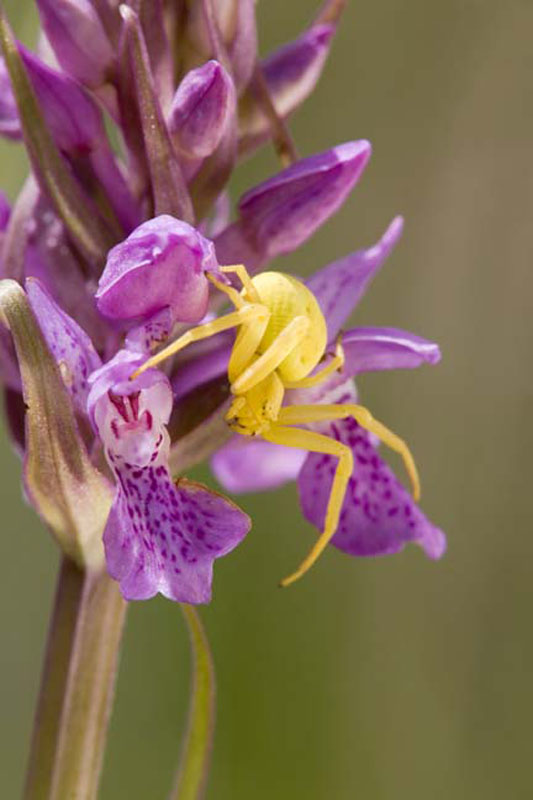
[219,264,260,303]
[204,271,270,380]
[131,303,269,379]
[207,272,247,309]
[278,403,420,500]
[231,315,311,394]
[261,425,354,587]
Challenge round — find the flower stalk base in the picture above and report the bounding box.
[172,604,216,800]
[23,555,127,800]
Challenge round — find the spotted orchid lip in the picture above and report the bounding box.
[87,348,250,603]
[298,388,446,562]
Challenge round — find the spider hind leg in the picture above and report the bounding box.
[261,424,354,587]
[277,403,420,500]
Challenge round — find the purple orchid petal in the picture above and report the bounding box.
[239,24,335,155]
[0,190,10,231]
[199,190,231,239]
[172,331,233,402]
[212,214,260,272]
[0,330,21,393]
[19,48,139,233]
[212,435,307,493]
[169,60,235,159]
[210,383,357,497]
[20,46,106,155]
[96,215,220,325]
[0,214,20,395]
[26,278,101,415]
[186,0,257,93]
[342,326,441,376]
[125,307,175,354]
[36,0,115,89]
[298,400,446,560]
[88,350,250,603]
[0,56,21,140]
[263,23,334,116]
[215,141,371,271]
[19,189,111,353]
[88,146,141,235]
[306,216,404,341]
[226,0,257,92]
[103,475,250,602]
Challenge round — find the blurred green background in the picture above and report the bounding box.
[1,1,532,798]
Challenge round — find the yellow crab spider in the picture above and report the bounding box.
[131,264,421,587]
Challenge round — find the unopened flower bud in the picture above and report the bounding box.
[186,0,257,92]
[169,60,235,159]
[36,0,115,88]
[20,46,105,155]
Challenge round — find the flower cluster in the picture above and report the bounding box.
[0,0,445,605]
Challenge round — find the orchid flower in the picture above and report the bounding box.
[0,2,445,796]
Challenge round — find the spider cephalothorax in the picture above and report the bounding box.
[133,263,420,586]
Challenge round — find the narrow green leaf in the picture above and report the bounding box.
[0,280,112,568]
[171,604,216,800]
[315,0,347,25]
[120,5,194,223]
[137,0,174,111]
[0,11,114,267]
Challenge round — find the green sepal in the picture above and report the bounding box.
[0,280,112,569]
[0,11,114,268]
[189,127,236,221]
[120,5,194,223]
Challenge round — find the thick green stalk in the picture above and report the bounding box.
[23,556,127,800]
[171,605,216,800]
[49,567,127,800]
[23,557,85,800]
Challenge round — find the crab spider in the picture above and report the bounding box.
[132,264,421,587]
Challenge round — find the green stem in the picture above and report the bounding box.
[23,555,127,800]
[23,557,85,800]
[171,605,216,800]
[50,567,127,799]
[249,62,299,167]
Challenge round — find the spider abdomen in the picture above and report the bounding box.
[251,272,327,381]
